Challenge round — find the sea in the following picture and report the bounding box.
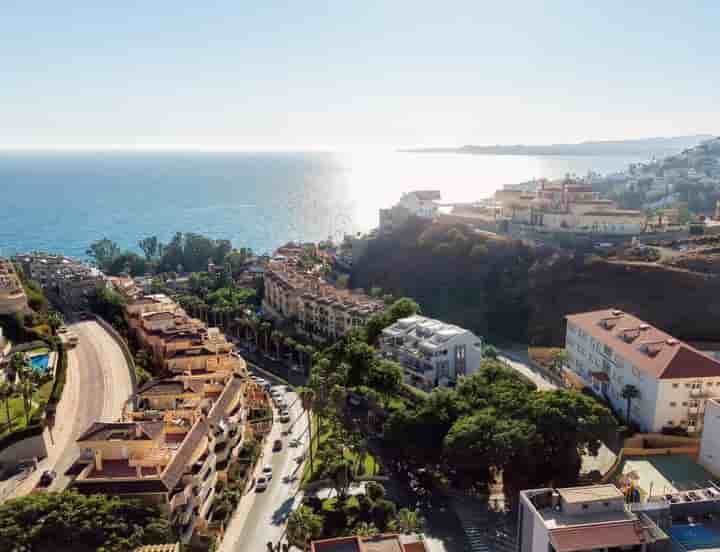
[0,150,653,259]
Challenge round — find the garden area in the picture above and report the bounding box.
[287,481,424,549]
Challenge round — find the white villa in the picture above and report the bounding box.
[381,315,483,391]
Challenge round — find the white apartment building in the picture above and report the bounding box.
[381,315,483,391]
[379,190,441,233]
[518,485,666,552]
[699,398,720,476]
[565,309,720,434]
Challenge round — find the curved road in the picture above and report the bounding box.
[11,320,134,496]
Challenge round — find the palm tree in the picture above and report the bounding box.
[354,522,379,537]
[305,345,316,376]
[621,384,640,425]
[284,337,297,365]
[259,322,272,353]
[286,505,323,552]
[270,330,284,360]
[299,387,316,475]
[296,344,306,372]
[0,381,15,429]
[391,508,425,534]
[19,379,36,425]
[47,312,64,336]
[9,353,27,383]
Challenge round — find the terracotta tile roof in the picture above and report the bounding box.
[549,520,646,552]
[566,309,720,380]
[208,374,243,425]
[77,421,163,442]
[138,379,185,396]
[160,417,209,491]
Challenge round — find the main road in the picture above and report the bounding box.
[10,319,134,496]
[220,375,309,552]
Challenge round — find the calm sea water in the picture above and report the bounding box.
[0,150,648,258]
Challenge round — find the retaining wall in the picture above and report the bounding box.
[93,315,137,393]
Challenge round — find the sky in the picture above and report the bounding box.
[1,1,718,149]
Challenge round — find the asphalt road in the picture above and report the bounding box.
[10,320,134,496]
[221,384,309,552]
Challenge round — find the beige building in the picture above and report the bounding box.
[263,258,384,341]
[0,259,28,315]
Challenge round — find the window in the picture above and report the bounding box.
[581,504,589,510]
[686,383,692,388]
[670,402,677,407]
[682,402,688,407]
[603,502,610,507]
[673,383,679,389]
[667,420,675,426]
[708,382,714,387]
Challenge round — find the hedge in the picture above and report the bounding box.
[0,424,43,451]
[47,344,68,407]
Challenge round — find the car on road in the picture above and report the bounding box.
[262,465,273,479]
[256,476,269,491]
[272,439,283,452]
[289,438,302,447]
[279,410,290,423]
[38,470,56,488]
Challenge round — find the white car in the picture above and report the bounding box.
[279,410,290,423]
[256,476,269,491]
[262,465,273,479]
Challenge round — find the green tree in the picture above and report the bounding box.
[391,508,425,534]
[483,344,499,359]
[47,311,64,336]
[365,481,386,502]
[0,381,15,429]
[621,384,640,425]
[299,387,316,475]
[86,238,121,270]
[106,252,148,276]
[286,505,323,552]
[19,378,37,425]
[0,490,172,551]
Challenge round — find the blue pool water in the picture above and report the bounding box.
[669,524,720,550]
[29,354,50,373]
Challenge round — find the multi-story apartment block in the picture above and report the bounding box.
[14,252,105,309]
[518,485,668,552]
[565,309,720,433]
[381,315,483,391]
[0,258,28,314]
[263,257,384,342]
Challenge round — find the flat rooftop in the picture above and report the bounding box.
[558,484,623,504]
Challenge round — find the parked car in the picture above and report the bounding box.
[38,470,56,488]
[272,439,283,452]
[256,476,269,491]
[279,410,290,423]
[262,465,273,479]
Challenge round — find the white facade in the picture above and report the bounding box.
[398,190,441,219]
[381,315,483,391]
[565,310,720,434]
[699,399,720,476]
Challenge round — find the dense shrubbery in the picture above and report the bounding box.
[0,491,172,551]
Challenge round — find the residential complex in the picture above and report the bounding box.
[0,258,28,315]
[70,288,252,542]
[496,180,646,236]
[381,315,483,391]
[518,485,668,552]
[379,190,441,234]
[262,251,384,342]
[699,398,720,476]
[565,309,720,433]
[14,252,106,309]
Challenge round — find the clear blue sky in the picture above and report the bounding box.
[1,1,717,149]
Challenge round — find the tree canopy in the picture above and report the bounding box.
[0,491,172,552]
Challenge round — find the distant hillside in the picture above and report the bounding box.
[402,135,713,157]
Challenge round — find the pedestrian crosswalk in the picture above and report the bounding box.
[450,494,517,552]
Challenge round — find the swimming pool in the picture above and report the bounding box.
[669,523,720,550]
[29,353,50,373]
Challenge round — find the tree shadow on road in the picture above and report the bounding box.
[271,495,296,526]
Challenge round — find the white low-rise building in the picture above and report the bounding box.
[699,398,720,476]
[565,309,720,434]
[381,315,483,391]
[379,190,441,233]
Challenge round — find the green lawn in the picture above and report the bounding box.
[302,414,381,485]
[0,380,54,436]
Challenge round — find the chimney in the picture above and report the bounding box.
[95,450,103,472]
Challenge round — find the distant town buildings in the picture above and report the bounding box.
[14,252,105,309]
[518,485,668,552]
[381,315,483,391]
[497,180,646,235]
[379,190,442,234]
[262,245,384,342]
[0,258,28,314]
[565,309,720,434]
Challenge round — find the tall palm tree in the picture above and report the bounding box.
[0,381,14,429]
[621,384,640,424]
[270,330,284,360]
[47,312,64,336]
[284,337,297,365]
[299,387,316,475]
[9,353,27,383]
[259,322,272,353]
[20,379,36,425]
[296,344,306,372]
[286,505,323,552]
[305,345,316,376]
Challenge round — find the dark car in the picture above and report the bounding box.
[38,470,56,487]
[272,439,282,452]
